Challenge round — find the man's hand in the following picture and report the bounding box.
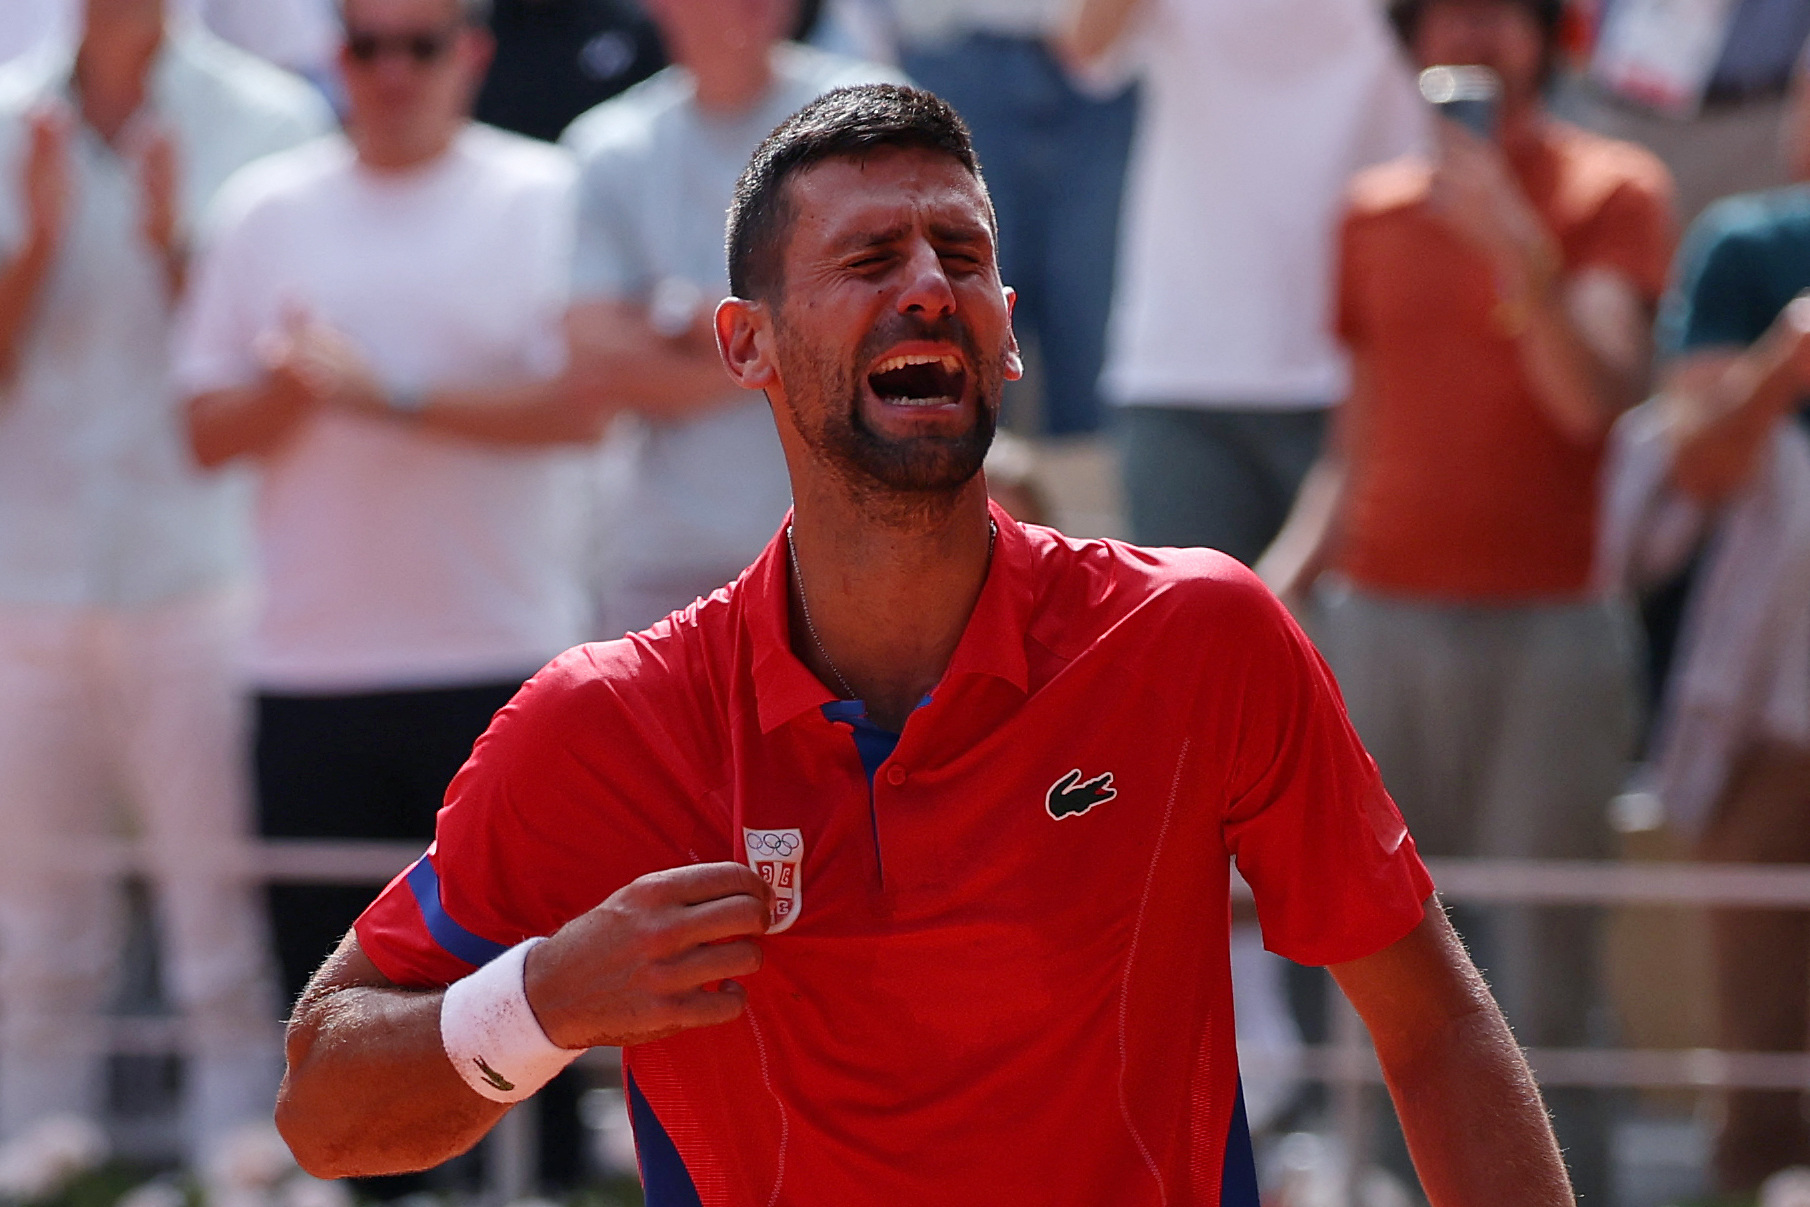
[262,307,391,416]
[1663,293,1810,500]
[279,862,774,1178]
[1428,121,1556,290]
[22,106,71,256]
[526,862,774,1050]
[1768,294,1810,388]
[1428,120,1652,441]
[566,297,747,421]
[130,119,184,269]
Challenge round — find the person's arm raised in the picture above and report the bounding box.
[280,862,774,1178]
[566,298,749,423]
[1658,295,1810,503]
[0,109,71,385]
[1055,0,1146,65]
[1330,904,1574,1207]
[1431,123,1654,445]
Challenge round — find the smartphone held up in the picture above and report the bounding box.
[1419,65,1502,139]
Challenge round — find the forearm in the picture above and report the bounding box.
[596,347,745,421]
[1507,270,1644,445]
[1058,0,1144,63]
[1335,908,1572,1207]
[568,300,745,421]
[415,376,612,446]
[154,241,187,302]
[1379,1003,1573,1207]
[0,234,55,382]
[185,382,311,467]
[1667,339,1800,501]
[1253,452,1347,602]
[280,982,506,1178]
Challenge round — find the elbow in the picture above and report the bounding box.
[274,1095,343,1180]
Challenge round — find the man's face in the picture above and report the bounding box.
[761,147,1020,499]
[642,0,794,72]
[338,0,489,149]
[1412,1,1546,108]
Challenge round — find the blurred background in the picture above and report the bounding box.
[2,0,1810,1205]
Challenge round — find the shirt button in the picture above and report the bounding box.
[885,764,907,787]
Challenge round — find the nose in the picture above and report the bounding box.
[895,237,956,320]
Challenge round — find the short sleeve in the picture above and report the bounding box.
[1214,578,1433,967]
[170,180,277,396]
[356,643,711,987]
[563,136,651,302]
[1572,170,1677,305]
[1658,203,1777,356]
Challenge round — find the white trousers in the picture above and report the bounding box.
[0,589,280,1156]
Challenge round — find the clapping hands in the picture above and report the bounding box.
[256,305,392,420]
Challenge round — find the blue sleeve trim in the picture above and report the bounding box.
[627,1071,703,1207]
[404,857,510,969]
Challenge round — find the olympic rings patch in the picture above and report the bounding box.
[742,827,804,934]
[745,831,800,857]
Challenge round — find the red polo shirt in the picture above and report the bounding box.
[356,504,1432,1206]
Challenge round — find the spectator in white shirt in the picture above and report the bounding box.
[0,0,70,65]
[1065,0,1426,564]
[0,0,329,1167]
[176,0,603,1047]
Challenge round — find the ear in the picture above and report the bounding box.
[461,25,497,78]
[716,296,780,392]
[1002,285,1025,382]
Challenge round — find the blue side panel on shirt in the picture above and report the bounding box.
[404,858,510,968]
[1221,1079,1262,1206]
[627,1072,703,1207]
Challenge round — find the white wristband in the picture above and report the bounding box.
[440,937,580,1104]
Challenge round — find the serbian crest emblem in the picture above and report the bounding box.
[742,827,803,934]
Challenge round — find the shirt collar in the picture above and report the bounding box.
[748,498,1037,734]
[39,23,194,121]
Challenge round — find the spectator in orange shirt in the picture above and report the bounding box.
[1258,0,1675,1198]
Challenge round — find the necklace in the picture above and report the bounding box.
[786,519,997,702]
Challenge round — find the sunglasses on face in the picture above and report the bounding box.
[343,25,459,66]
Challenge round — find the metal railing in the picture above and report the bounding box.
[62,842,1810,1199]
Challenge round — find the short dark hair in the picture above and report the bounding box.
[726,84,990,300]
[1387,0,1564,45]
[336,0,491,27]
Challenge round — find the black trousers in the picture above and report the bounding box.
[255,679,525,1006]
[258,678,587,1197]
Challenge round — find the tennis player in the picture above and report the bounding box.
[277,84,1574,1206]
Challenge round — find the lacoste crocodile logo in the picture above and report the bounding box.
[474,1057,515,1093]
[1046,769,1117,820]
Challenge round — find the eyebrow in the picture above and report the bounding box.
[829,220,992,255]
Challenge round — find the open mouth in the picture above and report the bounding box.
[866,353,968,407]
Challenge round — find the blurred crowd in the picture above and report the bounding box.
[2,0,1810,1204]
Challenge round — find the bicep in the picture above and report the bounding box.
[302,929,398,1002]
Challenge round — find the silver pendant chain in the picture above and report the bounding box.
[786,519,997,703]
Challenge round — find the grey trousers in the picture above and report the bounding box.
[1311,586,1640,1030]
[1116,405,1328,565]
[1311,585,1641,1203]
